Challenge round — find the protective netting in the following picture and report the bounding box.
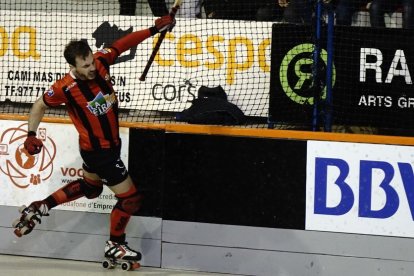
[0,0,280,126]
[1,1,412,133]
[332,26,414,135]
[268,1,413,134]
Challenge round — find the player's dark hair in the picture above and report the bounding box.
[64,40,92,66]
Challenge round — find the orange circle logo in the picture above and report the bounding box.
[0,123,56,188]
[15,145,37,169]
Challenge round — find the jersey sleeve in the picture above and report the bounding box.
[94,47,119,66]
[42,83,67,107]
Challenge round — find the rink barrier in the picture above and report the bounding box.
[2,118,414,275]
[1,114,414,145]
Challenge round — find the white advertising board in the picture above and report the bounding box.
[0,10,272,116]
[306,140,414,238]
[0,120,129,213]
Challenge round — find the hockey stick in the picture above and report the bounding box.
[139,0,182,81]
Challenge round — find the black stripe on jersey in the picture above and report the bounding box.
[97,57,109,71]
[96,58,120,130]
[94,73,117,147]
[112,100,120,130]
[96,67,118,117]
[65,83,101,150]
[75,78,115,148]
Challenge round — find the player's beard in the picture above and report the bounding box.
[72,70,96,80]
[87,71,96,80]
[80,71,96,80]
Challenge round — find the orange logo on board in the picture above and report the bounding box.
[0,123,56,188]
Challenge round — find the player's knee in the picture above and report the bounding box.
[115,192,142,215]
[80,178,103,199]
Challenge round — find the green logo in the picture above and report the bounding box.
[279,43,336,105]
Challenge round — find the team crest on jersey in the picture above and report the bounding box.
[86,92,116,116]
[46,88,54,97]
[98,48,112,54]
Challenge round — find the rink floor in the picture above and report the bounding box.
[0,254,234,276]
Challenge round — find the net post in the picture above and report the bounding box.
[324,1,335,132]
[312,0,324,131]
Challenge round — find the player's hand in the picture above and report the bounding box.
[154,15,176,33]
[278,0,289,8]
[24,131,43,155]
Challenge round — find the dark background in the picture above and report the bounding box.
[270,24,414,131]
[129,128,307,230]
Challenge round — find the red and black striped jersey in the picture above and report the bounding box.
[42,28,153,151]
[43,48,120,151]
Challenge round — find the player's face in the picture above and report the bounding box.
[73,52,96,80]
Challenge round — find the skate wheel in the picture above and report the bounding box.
[102,260,114,269]
[12,218,23,228]
[131,262,141,269]
[18,205,27,213]
[14,229,23,237]
[121,262,131,271]
[20,226,31,235]
[26,212,36,221]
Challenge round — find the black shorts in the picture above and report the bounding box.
[80,144,128,186]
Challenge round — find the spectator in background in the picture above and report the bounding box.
[278,0,313,24]
[119,0,168,16]
[177,0,203,18]
[335,0,371,26]
[203,0,283,21]
[369,0,413,29]
[256,1,284,21]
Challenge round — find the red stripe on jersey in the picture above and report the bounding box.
[44,52,120,151]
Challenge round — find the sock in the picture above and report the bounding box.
[110,208,131,243]
[109,185,138,243]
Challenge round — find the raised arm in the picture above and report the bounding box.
[110,15,176,55]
